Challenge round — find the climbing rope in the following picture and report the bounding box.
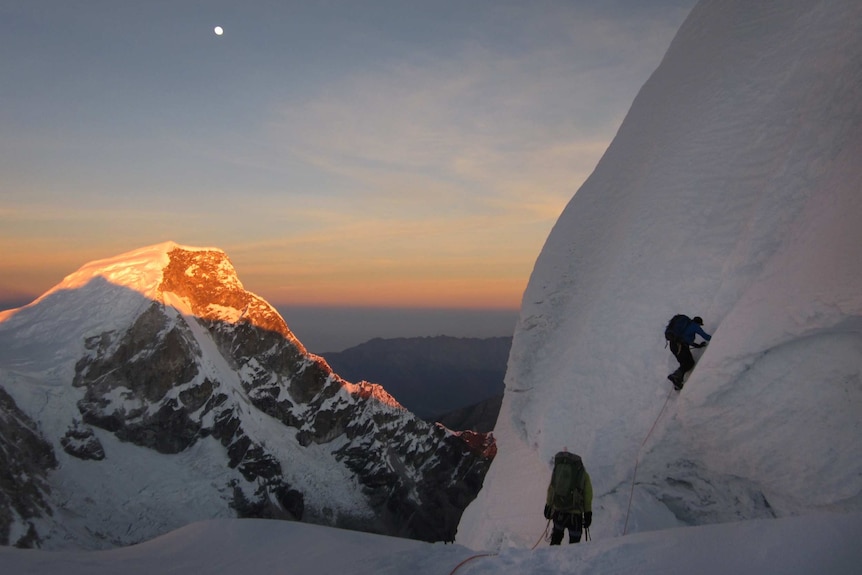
[622,387,674,535]
[449,519,551,575]
[531,518,552,550]
[451,385,672,574]
[454,385,673,573]
[448,552,497,575]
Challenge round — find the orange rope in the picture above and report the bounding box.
[448,552,497,575]
[449,519,551,574]
[531,518,551,550]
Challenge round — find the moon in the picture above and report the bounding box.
[214,26,224,36]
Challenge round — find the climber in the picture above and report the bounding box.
[543,450,593,545]
[664,314,711,390]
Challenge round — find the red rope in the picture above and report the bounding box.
[448,552,497,575]
[531,518,551,550]
[449,519,551,574]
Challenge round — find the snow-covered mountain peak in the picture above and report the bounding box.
[1,241,303,353]
[48,241,207,300]
[0,243,493,549]
[42,241,279,329]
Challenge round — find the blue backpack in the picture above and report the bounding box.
[664,314,691,344]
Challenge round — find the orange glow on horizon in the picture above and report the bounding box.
[0,263,527,311]
[255,276,526,310]
[0,240,531,312]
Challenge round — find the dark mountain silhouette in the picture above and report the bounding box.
[322,336,510,421]
[435,394,503,434]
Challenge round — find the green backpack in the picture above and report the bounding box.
[548,451,586,512]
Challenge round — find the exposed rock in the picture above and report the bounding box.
[73,304,203,454]
[0,386,57,548]
[60,421,105,461]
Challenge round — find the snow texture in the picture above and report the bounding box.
[0,513,860,575]
[457,0,862,551]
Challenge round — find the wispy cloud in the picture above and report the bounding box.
[271,4,683,211]
[212,3,693,306]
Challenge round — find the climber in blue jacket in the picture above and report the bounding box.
[666,315,711,390]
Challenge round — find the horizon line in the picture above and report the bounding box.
[0,294,521,314]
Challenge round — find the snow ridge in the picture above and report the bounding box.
[458,0,862,550]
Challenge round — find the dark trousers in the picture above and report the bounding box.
[669,341,694,382]
[550,512,583,545]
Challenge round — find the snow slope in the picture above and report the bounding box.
[1,512,861,575]
[457,0,862,550]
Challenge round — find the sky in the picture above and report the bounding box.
[0,0,694,317]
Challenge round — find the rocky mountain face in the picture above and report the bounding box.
[0,388,57,548]
[0,243,494,548]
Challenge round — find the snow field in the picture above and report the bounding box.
[2,512,861,575]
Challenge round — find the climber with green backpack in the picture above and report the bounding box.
[543,450,593,545]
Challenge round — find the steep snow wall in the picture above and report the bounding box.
[458,0,862,550]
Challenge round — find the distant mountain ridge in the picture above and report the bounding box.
[0,242,493,549]
[322,335,510,421]
[435,394,503,434]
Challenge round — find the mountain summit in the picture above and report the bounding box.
[458,0,862,550]
[0,242,493,548]
[40,241,297,339]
